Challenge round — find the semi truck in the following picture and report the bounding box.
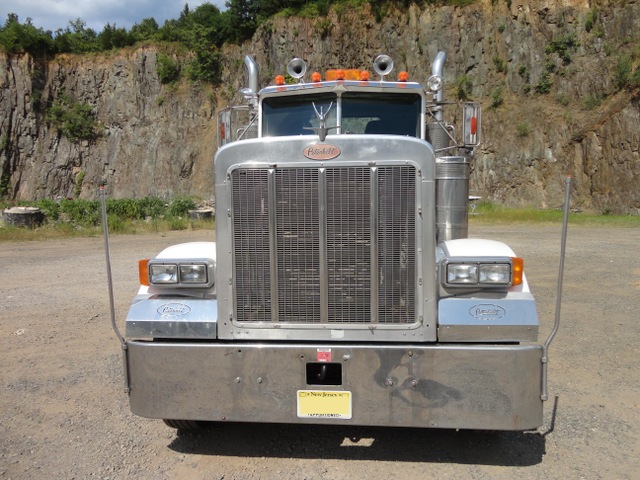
[109,52,568,431]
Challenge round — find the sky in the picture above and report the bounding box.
[0,0,227,33]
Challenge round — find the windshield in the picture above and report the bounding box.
[262,93,337,136]
[341,93,421,136]
[261,91,422,137]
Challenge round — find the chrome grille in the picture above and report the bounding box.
[276,169,321,322]
[232,170,271,321]
[326,168,371,323]
[231,165,416,325]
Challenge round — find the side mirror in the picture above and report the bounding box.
[218,108,231,147]
[462,103,481,147]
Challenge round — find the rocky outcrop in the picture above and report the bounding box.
[1,0,639,213]
[0,48,216,200]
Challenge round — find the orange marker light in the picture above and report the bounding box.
[336,69,346,80]
[311,71,322,82]
[139,259,150,286]
[360,70,370,81]
[511,257,524,286]
[398,71,408,82]
[275,75,285,86]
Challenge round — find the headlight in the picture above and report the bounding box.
[141,258,215,288]
[149,264,178,284]
[447,264,478,284]
[442,257,522,288]
[179,264,207,284]
[478,264,511,284]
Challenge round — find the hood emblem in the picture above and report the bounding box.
[303,144,341,160]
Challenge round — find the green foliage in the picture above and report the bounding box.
[535,71,552,94]
[585,8,597,33]
[46,94,98,142]
[556,93,570,106]
[315,19,333,39]
[187,47,222,84]
[613,53,639,90]
[372,2,389,23]
[0,13,53,56]
[98,23,135,50]
[584,93,603,110]
[490,85,504,109]
[0,170,11,196]
[455,75,473,100]
[52,18,100,54]
[156,53,181,84]
[38,196,195,228]
[32,198,60,220]
[493,55,507,74]
[60,198,101,226]
[74,170,85,197]
[130,18,159,43]
[516,122,530,138]
[545,34,579,64]
[168,196,196,217]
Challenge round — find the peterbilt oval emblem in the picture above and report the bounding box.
[157,303,191,316]
[469,304,506,320]
[303,144,341,160]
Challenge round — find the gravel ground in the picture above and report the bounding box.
[1,224,639,479]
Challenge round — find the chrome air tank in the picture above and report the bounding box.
[436,155,470,242]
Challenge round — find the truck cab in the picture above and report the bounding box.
[123,53,545,431]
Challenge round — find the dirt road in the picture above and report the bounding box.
[1,224,638,479]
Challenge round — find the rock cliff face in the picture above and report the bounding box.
[1,0,639,213]
[0,48,217,200]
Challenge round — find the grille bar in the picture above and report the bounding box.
[232,165,416,325]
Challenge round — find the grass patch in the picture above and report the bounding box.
[470,200,640,227]
[0,217,215,242]
[0,195,213,241]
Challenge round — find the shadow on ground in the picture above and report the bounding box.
[168,422,549,466]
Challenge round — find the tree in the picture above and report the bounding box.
[225,0,259,43]
[98,23,134,50]
[53,19,99,53]
[0,13,54,56]
[130,18,159,42]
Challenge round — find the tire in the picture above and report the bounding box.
[162,419,204,430]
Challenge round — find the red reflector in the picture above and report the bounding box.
[470,117,477,135]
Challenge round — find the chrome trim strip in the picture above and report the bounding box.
[318,168,329,322]
[268,168,279,322]
[370,166,379,323]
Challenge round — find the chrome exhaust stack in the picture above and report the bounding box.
[429,51,469,243]
[243,55,259,94]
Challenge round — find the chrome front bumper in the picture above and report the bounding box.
[127,341,543,431]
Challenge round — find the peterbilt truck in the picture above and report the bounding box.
[117,52,561,432]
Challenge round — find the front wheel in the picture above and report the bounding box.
[162,419,204,430]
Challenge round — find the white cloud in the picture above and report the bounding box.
[0,0,226,33]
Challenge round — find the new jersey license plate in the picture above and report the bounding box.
[296,390,352,419]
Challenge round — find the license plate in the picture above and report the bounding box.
[297,390,352,419]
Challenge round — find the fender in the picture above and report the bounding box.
[126,242,218,339]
